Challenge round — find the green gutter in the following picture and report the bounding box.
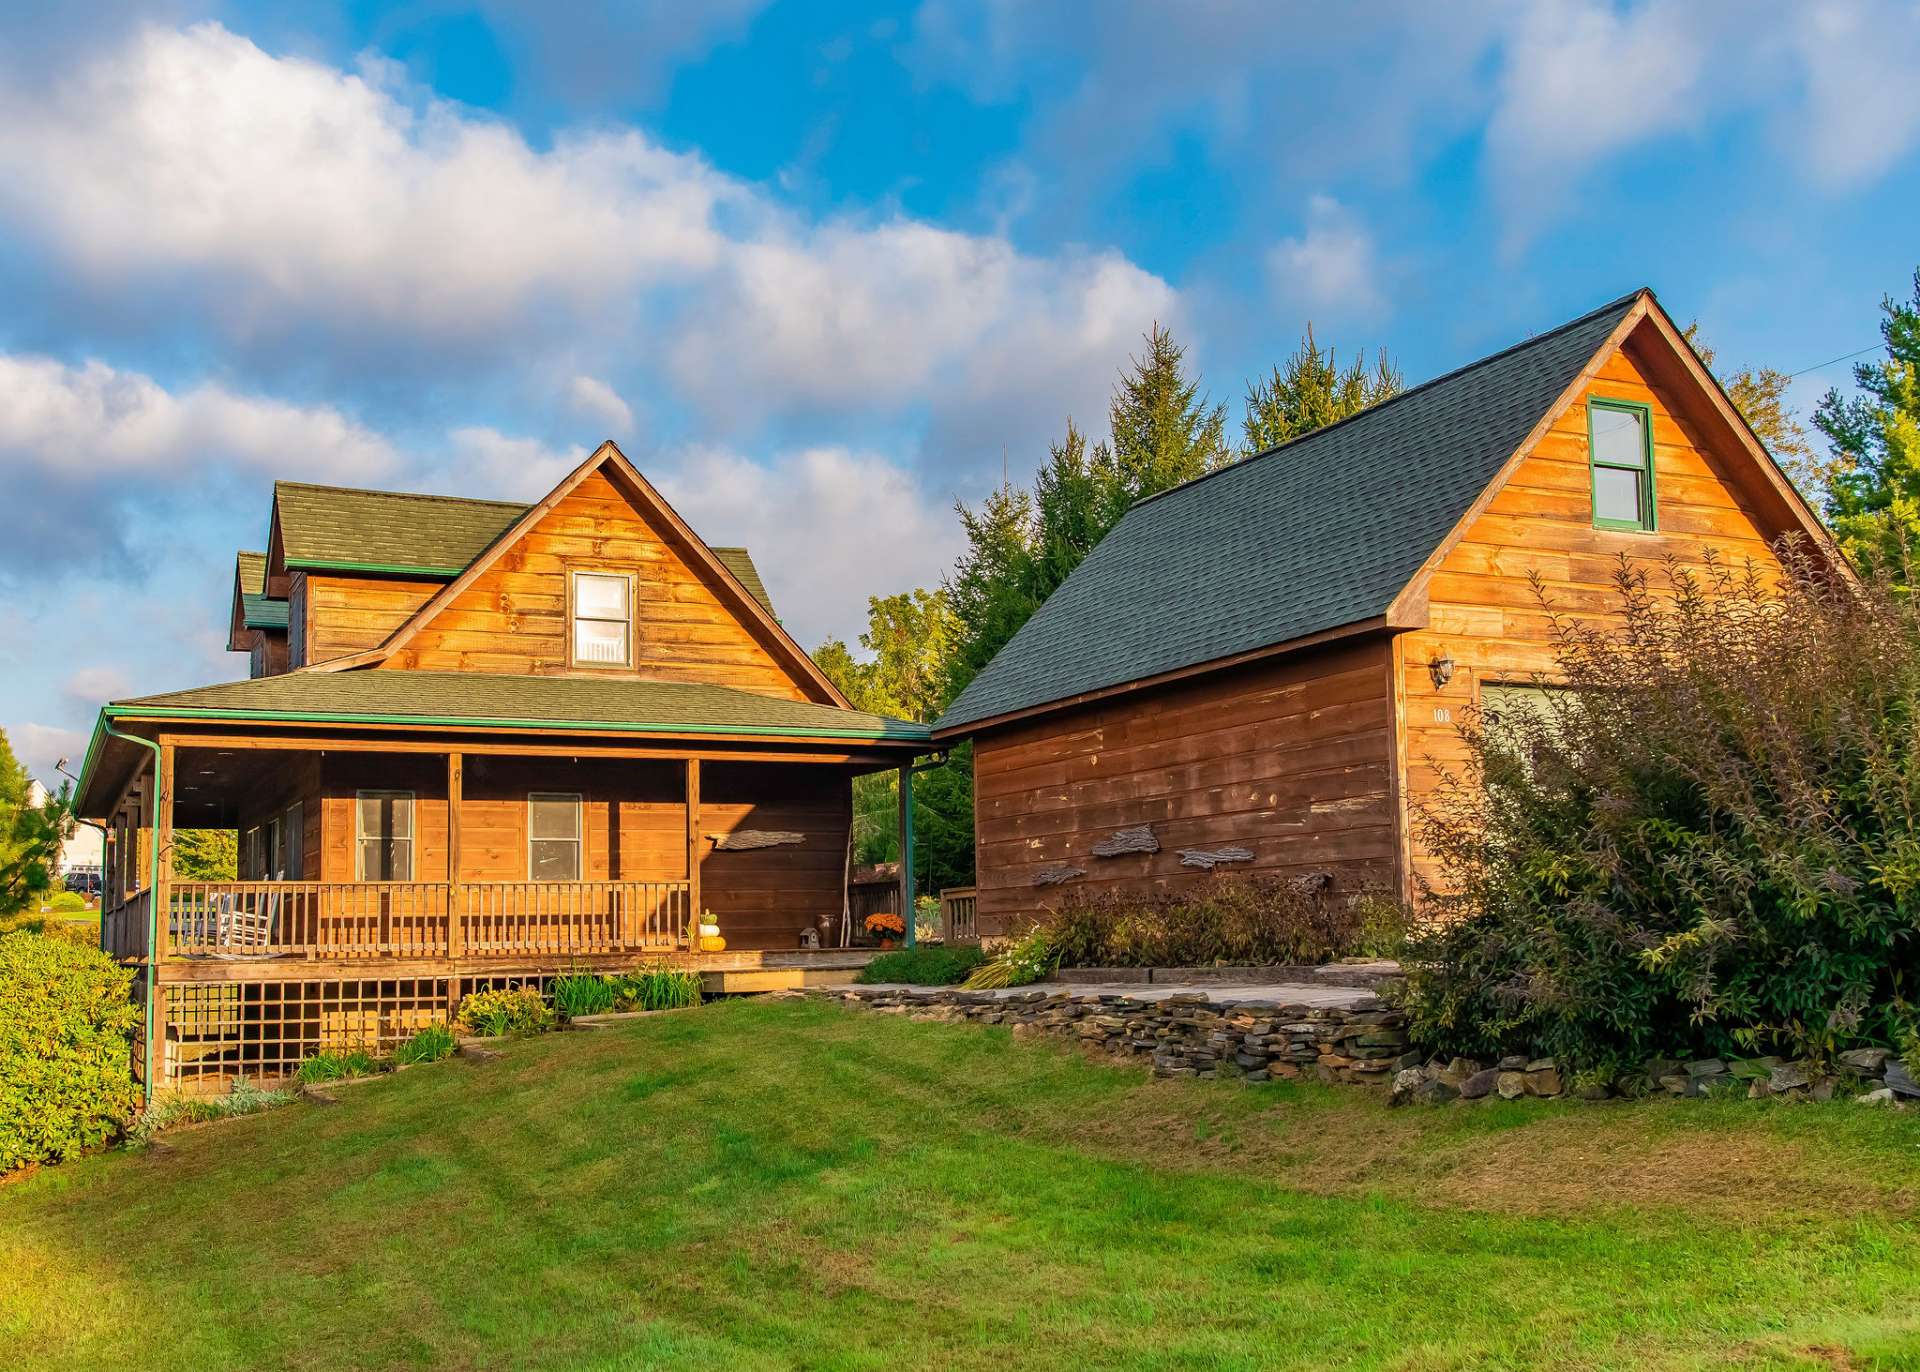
[284,557,464,578]
[102,721,161,1108]
[100,703,931,743]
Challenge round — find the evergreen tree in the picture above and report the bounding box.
[0,732,69,916]
[1109,323,1232,497]
[1816,269,1920,577]
[942,481,1040,705]
[1242,323,1401,454]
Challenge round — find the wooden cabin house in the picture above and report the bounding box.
[932,289,1845,938]
[77,442,931,1089]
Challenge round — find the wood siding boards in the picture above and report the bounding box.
[969,637,1398,938]
[304,574,442,665]
[374,471,814,700]
[1395,329,1797,894]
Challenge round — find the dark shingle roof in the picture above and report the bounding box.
[110,670,926,741]
[935,291,1642,734]
[271,482,778,615]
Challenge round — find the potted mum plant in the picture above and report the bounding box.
[864,910,906,949]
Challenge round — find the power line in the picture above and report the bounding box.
[1787,343,1881,380]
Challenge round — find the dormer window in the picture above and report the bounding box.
[1588,398,1655,531]
[570,570,633,667]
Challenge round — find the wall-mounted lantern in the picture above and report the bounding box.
[1428,654,1455,690]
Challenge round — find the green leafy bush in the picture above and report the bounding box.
[125,1076,292,1149]
[857,944,986,985]
[45,890,87,913]
[1401,553,1920,1071]
[0,930,139,1169]
[294,1048,384,1085]
[551,971,617,1019]
[457,987,554,1037]
[962,924,1057,989]
[611,964,702,1012]
[393,1024,457,1065]
[1044,876,1362,968]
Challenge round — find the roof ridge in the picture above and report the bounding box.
[274,479,532,511]
[1129,287,1649,512]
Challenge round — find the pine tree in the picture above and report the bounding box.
[0,731,69,916]
[1108,323,1232,498]
[1815,269,1920,577]
[942,481,1040,705]
[1242,323,1401,454]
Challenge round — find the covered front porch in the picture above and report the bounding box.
[76,671,932,1087]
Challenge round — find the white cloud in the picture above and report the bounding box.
[657,445,964,648]
[0,354,395,479]
[1788,0,1920,184]
[61,667,133,711]
[1266,196,1385,319]
[0,20,1177,446]
[429,427,591,501]
[566,375,634,434]
[10,722,88,787]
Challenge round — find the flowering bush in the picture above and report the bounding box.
[864,911,906,939]
[1401,551,1920,1070]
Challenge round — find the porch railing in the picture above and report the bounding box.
[153,880,693,961]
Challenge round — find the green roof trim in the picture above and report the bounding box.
[935,290,1645,734]
[104,670,929,742]
[241,594,290,630]
[284,556,468,578]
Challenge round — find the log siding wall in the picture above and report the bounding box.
[969,637,1399,938]
[372,471,811,699]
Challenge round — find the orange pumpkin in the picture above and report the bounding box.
[700,934,727,953]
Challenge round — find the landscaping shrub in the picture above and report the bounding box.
[125,1076,292,1149]
[457,987,554,1037]
[1401,551,1920,1071]
[1044,876,1362,968]
[550,971,617,1019]
[611,964,702,1012]
[856,944,986,985]
[393,1024,457,1065]
[962,924,1057,989]
[0,930,138,1169]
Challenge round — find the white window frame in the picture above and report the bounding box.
[355,790,415,882]
[569,569,635,669]
[527,792,584,881]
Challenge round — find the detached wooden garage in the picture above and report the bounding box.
[932,289,1844,938]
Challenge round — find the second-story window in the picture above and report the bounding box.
[1588,398,1656,531]
[571,570,633,667]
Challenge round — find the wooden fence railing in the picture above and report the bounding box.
[145,880,693,961]
[939,886,979,943]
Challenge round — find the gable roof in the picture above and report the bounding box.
[935,290,1667,736]
[306,441,844,706]
[267,482,776,616]
[227,551,287,651]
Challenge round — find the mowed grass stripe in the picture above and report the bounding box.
[3,997,1918,1371]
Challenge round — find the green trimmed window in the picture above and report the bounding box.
[1587,398,1655,531]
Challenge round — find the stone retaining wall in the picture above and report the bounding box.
[814,985,1414,1084]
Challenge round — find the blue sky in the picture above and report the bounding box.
[3,0,1918,782]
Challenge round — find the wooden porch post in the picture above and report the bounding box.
[151,742,175,1086]
[897,762,915,949]
[447,752,464,958]
[685,759,702,952]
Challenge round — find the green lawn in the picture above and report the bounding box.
[4,998,1919,1371]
